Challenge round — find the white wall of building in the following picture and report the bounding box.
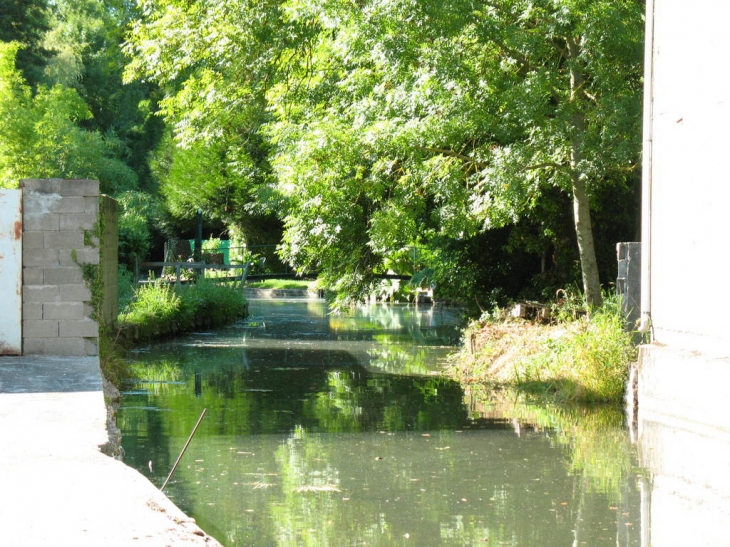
[644,0,730,356]
[0,189,22,355]
[640,3,730,544]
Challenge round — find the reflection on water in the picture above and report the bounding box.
[637,415,730,547]
[118,299,645,546]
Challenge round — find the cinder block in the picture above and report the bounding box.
[22,302,43,320]
[44,231,85,250]
[50,196,99,214]
[22,231,44,250]
[83,197,99,214]
[84,338,99,356]
[22,268,44,285]
[59,248,99,266]
[60,213,97,231]
[59,319,99,338]
[42,337,86,356]
[43,301,84,320]
[21,338,46,355]
[23,248,59,267]
[44,267,83,285]
[23,319,59,338]
[21,179,62,194]
[59,179,99,197]
[23,285,59,303]
[53,197,85,214]
[23,190,63,214]
[59,284,92,302]
[23,213,60,231]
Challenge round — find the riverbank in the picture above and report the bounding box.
[0,355,222,546]
[117,278,248,346]
[446,296,637,402]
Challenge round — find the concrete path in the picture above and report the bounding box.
[0,356,222,547]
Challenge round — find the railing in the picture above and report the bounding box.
[138,261,251,288]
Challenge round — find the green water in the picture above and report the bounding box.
[118,299,644,546]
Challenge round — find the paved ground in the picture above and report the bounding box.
[0,355,222,547]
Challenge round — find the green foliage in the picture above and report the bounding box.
[123,0,643,306]
[43,0,164,191]
[125,0,283,244]
[117,264,137,313]
[125,278,181,324]
[246,279,314,290]
[516,294,637,402]
[119,278,247,343]
[116,190,166,265]
[0,0,52,88]
[0,41,137,191]
[450,292,637,403]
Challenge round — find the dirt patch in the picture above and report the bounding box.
[452,320,568,383]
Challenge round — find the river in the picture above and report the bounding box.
[118,297,646,546]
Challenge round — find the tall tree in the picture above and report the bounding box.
[268,0,643,307]
[0,0,52,87]
[124,0,289,244]
[0,42,137,191]
[42,0,164,191]
[124,0,644,307]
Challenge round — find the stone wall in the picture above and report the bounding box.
[21,179,117,356]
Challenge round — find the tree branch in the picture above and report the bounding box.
[417,146,487,168]
[523,162,567,172]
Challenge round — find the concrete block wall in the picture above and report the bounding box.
[21,179,106,356]
[100,196,119,328]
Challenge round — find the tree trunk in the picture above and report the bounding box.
[570,169,603,309]
[567,36,603,310]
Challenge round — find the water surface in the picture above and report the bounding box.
[118,299,644,546]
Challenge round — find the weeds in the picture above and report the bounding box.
[449,291,638,403]
[118,277,247,344]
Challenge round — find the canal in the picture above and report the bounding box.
[118,297,646,546]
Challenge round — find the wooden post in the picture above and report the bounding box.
[241,261,250,291]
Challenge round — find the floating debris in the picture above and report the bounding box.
[295,485,342,493]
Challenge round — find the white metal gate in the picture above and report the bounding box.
[0,189,22,355]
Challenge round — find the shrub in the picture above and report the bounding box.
[515,295,637,401]
[119,278,246,343]
[449,292,638,403]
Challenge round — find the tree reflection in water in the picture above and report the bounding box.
[118,300,644,546]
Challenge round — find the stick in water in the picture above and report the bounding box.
[161,408,208,491]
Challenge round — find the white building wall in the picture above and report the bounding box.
[646,0,730,355]
[0,190,22,355]
[639,2,730,545]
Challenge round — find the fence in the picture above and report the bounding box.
[137,261,250,288]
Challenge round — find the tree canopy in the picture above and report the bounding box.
[124,0,643,308]
[1,0,645,309]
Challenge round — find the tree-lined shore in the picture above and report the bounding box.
[3,1,644,400]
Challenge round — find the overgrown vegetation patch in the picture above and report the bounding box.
[448,294,638,403]
[117,278,247,344]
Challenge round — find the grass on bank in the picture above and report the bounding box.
[101,272,247,388]
[448,293,638,403]
[246,279,316,290]
[117,277,247,344]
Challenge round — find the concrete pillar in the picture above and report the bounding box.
[617,242,641,330]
